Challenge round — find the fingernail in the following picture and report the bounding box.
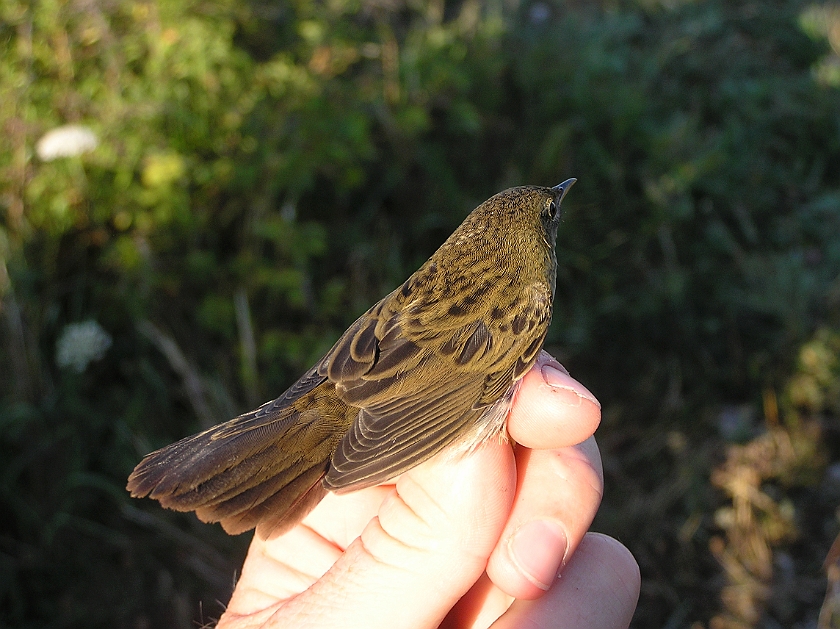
[510,520,568,590]
[541,364,601,408]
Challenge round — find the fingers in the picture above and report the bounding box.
[508,351,601,450]
[219,526,340,626]
[268,441,518,629]
[221,486,396,623]
[490,533,640,629]
[302,486,394,549]
[486,437,603,599]
[220,349,615,629]
[487,352,604,599]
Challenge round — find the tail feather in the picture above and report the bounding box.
[126,381,353,537]
[204,468,327,539]
[197,464,329,537]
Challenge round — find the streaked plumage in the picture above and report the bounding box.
[127,180,576,537]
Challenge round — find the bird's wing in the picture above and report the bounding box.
[319,274,552,491]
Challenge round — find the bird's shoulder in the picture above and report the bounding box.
[320,266,552,389]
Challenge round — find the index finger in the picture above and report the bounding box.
[508,351,602,449]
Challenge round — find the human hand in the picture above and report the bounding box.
[216,351,640,628]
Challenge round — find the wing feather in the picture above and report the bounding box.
[318,277,553,491]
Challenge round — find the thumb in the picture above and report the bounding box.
[279,441,517,628]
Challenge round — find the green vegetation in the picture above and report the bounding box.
[2,0,840,626]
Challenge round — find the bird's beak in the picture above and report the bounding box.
[552,178,577,203]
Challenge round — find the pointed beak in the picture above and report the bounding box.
[552,178,576,203]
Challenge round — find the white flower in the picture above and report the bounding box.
[36,125,99,161]
[56,320,112,373]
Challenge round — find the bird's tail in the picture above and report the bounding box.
[127,382,352,537]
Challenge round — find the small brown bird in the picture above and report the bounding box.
[127,180,576,537]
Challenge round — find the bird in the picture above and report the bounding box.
[127,179,576,538]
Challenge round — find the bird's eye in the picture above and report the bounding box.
[547,200,557,219]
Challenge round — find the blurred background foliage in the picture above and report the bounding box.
[2,0,840,626]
